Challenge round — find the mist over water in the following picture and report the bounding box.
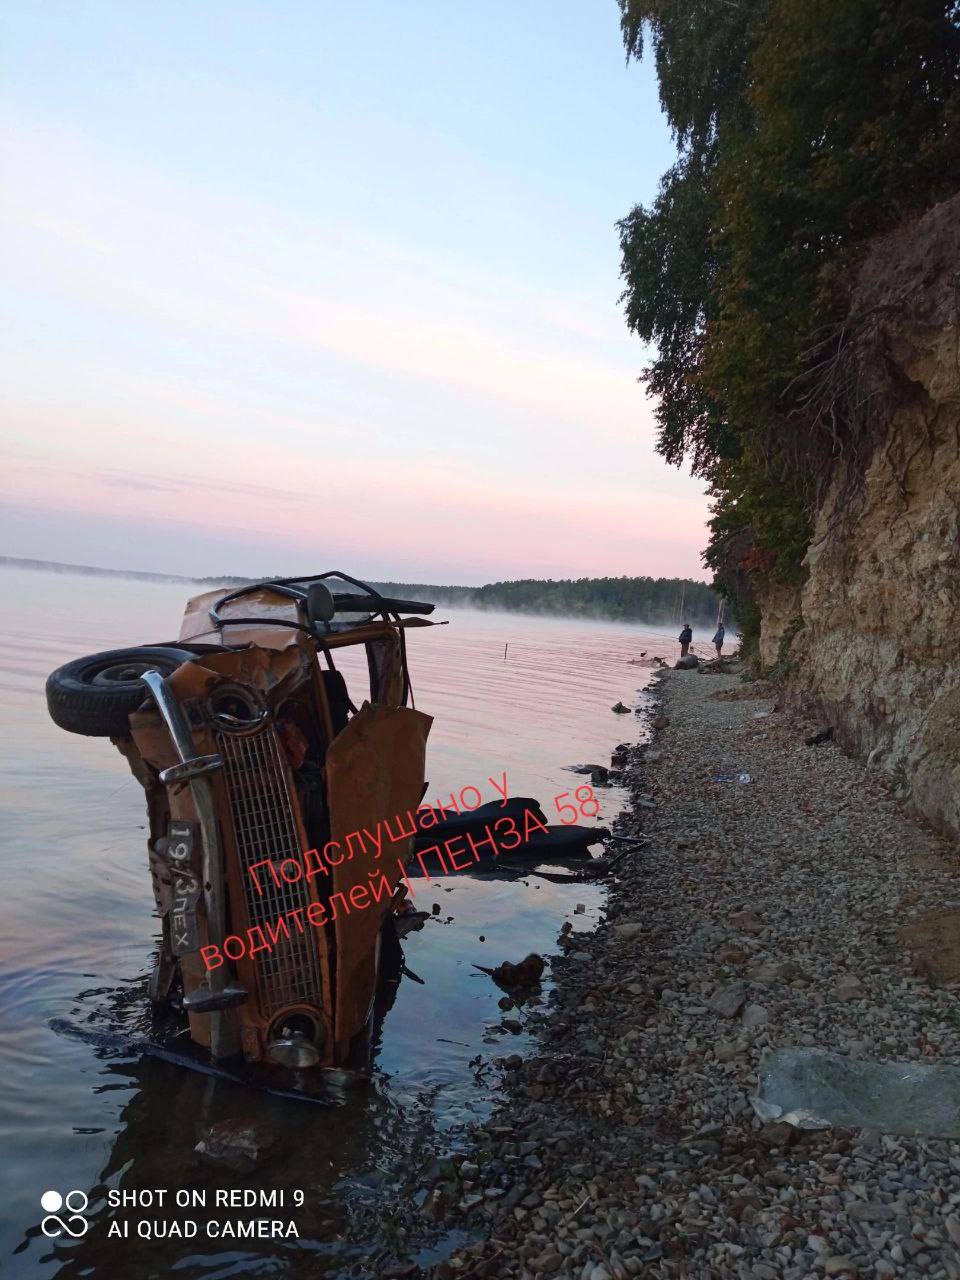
[0,565,675,1278]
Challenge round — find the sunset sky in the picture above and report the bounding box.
[1,1,711,584]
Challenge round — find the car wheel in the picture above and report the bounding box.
[45,645,197,737]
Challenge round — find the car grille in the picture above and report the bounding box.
[217,724,324,1014]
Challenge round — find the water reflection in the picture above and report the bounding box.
[0,566,672,1278]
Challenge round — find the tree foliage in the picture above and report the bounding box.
[617,0,960,607]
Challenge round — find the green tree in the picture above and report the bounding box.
[617,0,960,615]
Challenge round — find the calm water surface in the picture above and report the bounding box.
[0,566,675,1278]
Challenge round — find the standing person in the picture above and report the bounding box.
[679,622,693,657]
[713,622,725,657]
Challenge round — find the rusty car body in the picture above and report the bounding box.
[46,573,437,1072]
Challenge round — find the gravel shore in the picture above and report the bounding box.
[425,667,960,1280]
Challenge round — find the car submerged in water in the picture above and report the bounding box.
[46,573,439,1073]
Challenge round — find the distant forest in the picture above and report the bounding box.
[369,576,724,627]
[3,558,725,627]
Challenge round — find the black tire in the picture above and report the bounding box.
[46,645,197,737]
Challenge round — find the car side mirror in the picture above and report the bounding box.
[306,582,336,627]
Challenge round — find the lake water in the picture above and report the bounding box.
[0,565,676,1278]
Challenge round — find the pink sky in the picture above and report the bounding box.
[0,4,711,585]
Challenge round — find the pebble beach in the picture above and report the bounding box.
[426,666,960,1280]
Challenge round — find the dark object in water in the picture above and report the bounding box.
[49,1018,332,1105]
[477,953,545,993]
[805,726,834,746]
[410,796,606,870]
[517,823,607,856]
[611,701,631,713]
[497,863,604,883]
[408,817,607,877]
[412,796,545,848]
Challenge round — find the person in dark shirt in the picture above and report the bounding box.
[712,623,725,657]
[679,623,693,657]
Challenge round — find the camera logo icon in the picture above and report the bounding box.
[40,1190,89,1238]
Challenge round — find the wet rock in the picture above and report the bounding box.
[612,701,631,714]
[652,714,670,730]
[194,1120,278,1173]
[418,1189,443,1221]
[489,953,546,991]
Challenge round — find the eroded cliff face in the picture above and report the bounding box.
[758,580,803,671]
[766,194,960,838]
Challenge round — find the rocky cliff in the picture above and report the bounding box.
[761,193,960,839]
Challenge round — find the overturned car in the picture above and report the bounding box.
[46,573,437,1071]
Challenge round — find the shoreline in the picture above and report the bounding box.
[424,667,960,1280]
